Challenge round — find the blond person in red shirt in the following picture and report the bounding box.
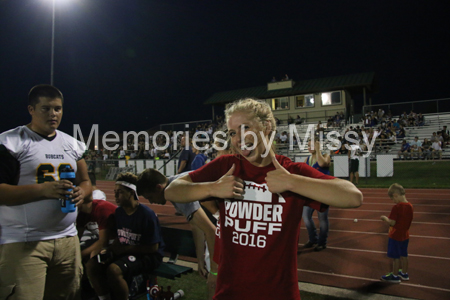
[165,98,363,300]
[380,183,414,283]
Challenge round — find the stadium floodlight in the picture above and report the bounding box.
[50,0,71,85]
[50,0,55,85]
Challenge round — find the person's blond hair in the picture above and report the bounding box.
[224,98,277,153]
[388,183,405,197]
[225,98,276,134]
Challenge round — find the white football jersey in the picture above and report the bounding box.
[0,126,86,244]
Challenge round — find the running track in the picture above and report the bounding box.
[97,182,450,300]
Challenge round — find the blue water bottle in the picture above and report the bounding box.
[60,166,76,213]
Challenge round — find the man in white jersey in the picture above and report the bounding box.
[0,84,91,300]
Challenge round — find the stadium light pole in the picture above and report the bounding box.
[50,0,56,85]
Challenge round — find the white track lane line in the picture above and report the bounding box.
[361,203,450,207]
[314,245,450,261]
[333,209,450,215]
[326,217,450,226]
[363,196,450,200]
[299,227,450,240]
[296,269,450,293]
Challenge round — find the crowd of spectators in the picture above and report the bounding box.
[362,109,426,129]
[396,132,446,160]
[84,117,227,164]
[283,111,345,127]
[326,111,345,128]
[359,109,448,159]
[82,110,448,163]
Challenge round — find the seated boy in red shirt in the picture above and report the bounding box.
[77,196,117,261]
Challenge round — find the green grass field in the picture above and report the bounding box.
[137,272,206,300]
[330,160,450,188]
[137,271,353,300]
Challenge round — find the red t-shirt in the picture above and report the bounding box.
[77,200,117,233]
[388,202,413,241]
[189,154,334,300]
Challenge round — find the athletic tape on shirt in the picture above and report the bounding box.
[116,181,139,200]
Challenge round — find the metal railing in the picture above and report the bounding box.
[159,119,212,132]
[274,110,347,126]
[362,98,450,119]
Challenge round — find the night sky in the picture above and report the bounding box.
[1,0,449,136]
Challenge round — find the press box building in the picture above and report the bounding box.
[204,72,377,124]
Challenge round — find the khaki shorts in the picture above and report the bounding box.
[0,236,82,300]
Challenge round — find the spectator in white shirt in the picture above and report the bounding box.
[431,140,442,160]
[409,136,422,159]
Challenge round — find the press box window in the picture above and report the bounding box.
[321,91,341,106]
[296,95,314,108]
[271,97,289,110]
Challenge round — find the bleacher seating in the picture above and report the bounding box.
[362,113,449,160]
[397,113,450,159]
[276,112,450,161]
[276,121,347,160]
